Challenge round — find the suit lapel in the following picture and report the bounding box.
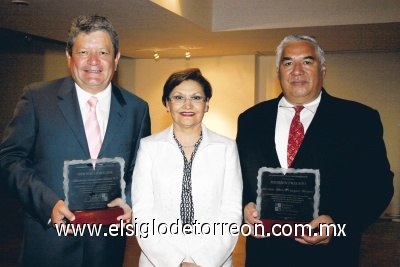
[99,84,127,157]
[293,89,333,167]
[57,77,91,158]
[263,97,281,167]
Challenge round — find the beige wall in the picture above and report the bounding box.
[43,50,70,81]
[324,51,400,216]
[126,56,256,139]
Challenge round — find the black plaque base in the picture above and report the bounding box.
[71,207,124,226]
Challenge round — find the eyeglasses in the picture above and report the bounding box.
[168,95,206,104]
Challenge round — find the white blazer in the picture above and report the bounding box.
[132,124,243,267]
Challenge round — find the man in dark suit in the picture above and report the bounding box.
[0,15,150,267]
[236,35,393,267]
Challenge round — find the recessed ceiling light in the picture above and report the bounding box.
[11,0,30,6]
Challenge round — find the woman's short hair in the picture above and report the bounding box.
[162,68,212,107]
[66,14,119,58]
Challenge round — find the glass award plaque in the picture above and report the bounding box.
[63,157,126,225]
[256,167,320,237]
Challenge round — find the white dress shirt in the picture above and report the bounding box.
[75,83,112,141]
[275,92,321,168]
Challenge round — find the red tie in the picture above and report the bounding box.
[84,96,102,159]
[287,106,304,168]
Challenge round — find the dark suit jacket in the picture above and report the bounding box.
[0,76,151,267]
[236,89,393,267]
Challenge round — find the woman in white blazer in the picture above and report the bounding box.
[132,68,243,267]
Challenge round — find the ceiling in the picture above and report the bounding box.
[1,0,399,59]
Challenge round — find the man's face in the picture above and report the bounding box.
[66,30,120,94]
[277,40,326,105]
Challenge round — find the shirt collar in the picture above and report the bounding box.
[75,83,112,103]
[158,123,224,147]
[278,91,322,113]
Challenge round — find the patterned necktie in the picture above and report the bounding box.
[287,106,304,168]
[84,96,102,159]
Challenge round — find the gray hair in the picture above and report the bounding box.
[66,15,119,58]
[276,35,326,70]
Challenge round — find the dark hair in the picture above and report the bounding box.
[162,68,212,107]
[66,15,119,58]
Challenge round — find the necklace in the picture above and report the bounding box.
[181,144,195,149]
[173,130,203,150]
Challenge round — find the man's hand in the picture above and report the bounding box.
[243,202,264,238]
[295,215,335,245]
[51,200,75,231]
[108,198,132,226]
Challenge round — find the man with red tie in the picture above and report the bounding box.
[236,35,393,267]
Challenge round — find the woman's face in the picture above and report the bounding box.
[167,80,209,130]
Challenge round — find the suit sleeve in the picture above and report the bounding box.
[0,86,61,226]
[332,109,394,233]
